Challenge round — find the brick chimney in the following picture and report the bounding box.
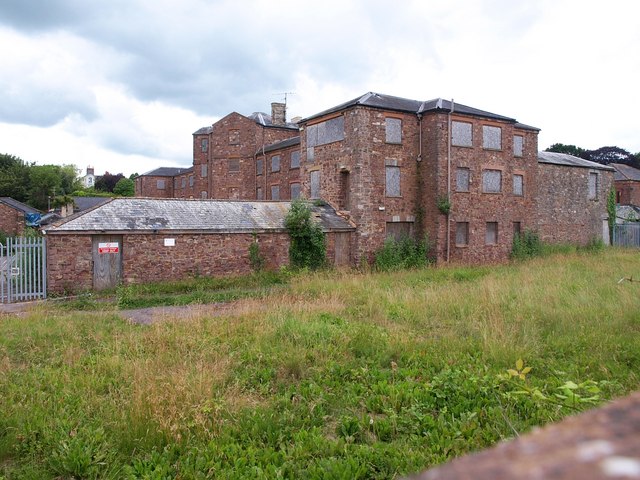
[271,102,286,126]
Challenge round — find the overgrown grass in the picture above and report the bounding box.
[1,249,639,478]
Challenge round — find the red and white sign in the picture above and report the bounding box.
[98,242,119,254]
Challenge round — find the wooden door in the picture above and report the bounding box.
[92,235,122,290]
[333,232,351,267]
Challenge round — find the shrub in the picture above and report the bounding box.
[374,235,430,271]
[511,230,543,260]
[249,234,265,272]
[284,200,326,270]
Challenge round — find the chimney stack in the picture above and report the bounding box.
[271,102,286,126]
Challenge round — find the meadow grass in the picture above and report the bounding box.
[0,248,639,479]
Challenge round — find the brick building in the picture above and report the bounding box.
[0,197,40,236]
[134,92,613,265]
[611,163,640,206]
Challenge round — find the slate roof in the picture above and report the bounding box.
[139,167,193,177]
[301,92,537,128]
[537,151,615,171]
[247,112,299,130]
[72,196,111,212]
[44,198,354,234]
[259,136,301,155]
[611,163,640,181]
[193,126,213,135]
[0,197,40,214]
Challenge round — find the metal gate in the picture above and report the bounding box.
[0,236,47,303]
[613,223,640,248]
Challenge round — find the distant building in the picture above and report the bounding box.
[81,166,96,189]
[611,163,640,206]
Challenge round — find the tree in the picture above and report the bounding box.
[113,177,135,197]
[284,200,326,270]
[544,143,586,158]
[582,146,640,168]
[0,153,31,202]
[28,165,63,210]
[95,172,125,193]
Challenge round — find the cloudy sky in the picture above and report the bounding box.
[0,0,638,178]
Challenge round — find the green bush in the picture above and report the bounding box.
[511,230,543,260]
[374,235,430,271]
[284,200,326,270]
[249,234,265,272]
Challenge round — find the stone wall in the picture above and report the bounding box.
[615,179,640,206]
[536,164,613,245]
[0,203,26,236]
[46,234,93,293]
[255,144,302,200]
[135,175,176,198]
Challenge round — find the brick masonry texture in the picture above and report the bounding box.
[0,203,27,236]
[616,179,640,206]
[46,234,93,293]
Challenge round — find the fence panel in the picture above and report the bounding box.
[613,223,640,248]
[0,236,47,303]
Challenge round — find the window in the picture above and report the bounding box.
[256,159,263,175]
[485,222,498,245]
[174,178,179,189]
[189,175,194,187]
[452,121,472,147]
[157,179,165,189]
[513,174,524,196]
[385,117,402,144]
[201,164,207,178]
[257,187,264,200]
[482,169,502,193]
[200,191,207,199]
[290,182,301,199]
[386,166,401,197]
[290,151,300,169]
[271,185,280,200]
[513,135,523,157]
[229,129,240,145]
[588,172,598,200]
[513,221,521,237]
[456,168,470,192]
[181,177,186,188]
[201,138,208,152]
[228,159,240,173]
[483,125,502,150]
[271,155,280,172]
[310,170,320,199]
[386,222,413,241]
[306,116,345,147]
[307,147,315,163]
[456,222,469,246]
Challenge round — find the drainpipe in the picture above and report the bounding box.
[447,99,454,263]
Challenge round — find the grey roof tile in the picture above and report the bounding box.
[139,167,193,177]
[0,197,40,214]
[537,151,615,171]
[259,136,301,155]
[611,163,640,181]
[45,198,354,234]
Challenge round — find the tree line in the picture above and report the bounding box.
[544,144,640,169]
[0,153,137,211]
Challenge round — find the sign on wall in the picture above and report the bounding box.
[98,242,119,254]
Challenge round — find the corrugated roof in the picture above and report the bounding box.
[259,136,301,155]
[139,167,193,177]
[44,198,354,234]
[301,92,535,127]
[0,197,40,214]
[537,151,615,171]
[611,163,640,181]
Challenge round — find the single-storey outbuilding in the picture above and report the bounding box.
[43,198,354,293]
[0,197,40,236]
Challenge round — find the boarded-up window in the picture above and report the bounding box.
[307,147,315,163]
[306,116,344,147]
[290,182,301,199]
[483,125,502,150]
[482,169,502,193]
[452,121,473,147]
[174,178,179,189]
[201,164,207,178]
[513,135,523,157]
[256,159,263,175]
[513,174,524,196]
[486,222,498,245]
[456,168,470,192]
[200,191,207,199]
[271,155,280,172]
[310,170,320,199]
[201,138,208,152]
[588,172,598,199]
[456,222,469,245]
[290,151,300,168]
[181,177,186,188]
[513,221,521,237]
[229,129,240,145]
[257,187,263,200]
[228,159,240,173]
[189,175,194,187]
[386,222,413,241]
[386,166,401,197]
[156,179,165,189]
[385,117,402,144]
[271,185,280,200]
